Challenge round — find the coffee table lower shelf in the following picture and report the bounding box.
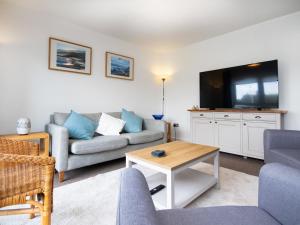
[147,168,217,209]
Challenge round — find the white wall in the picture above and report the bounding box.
[0,2,162,133]
[162,12,300,141]
[1,2,300,140]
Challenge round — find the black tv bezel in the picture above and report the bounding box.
[199,60,279,110]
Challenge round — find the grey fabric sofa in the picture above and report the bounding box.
[117,163,300,225]
[264,129,300,170]
[47,112,167,181]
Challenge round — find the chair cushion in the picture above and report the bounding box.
[157,206,280,225]
[70,135,128,155]
[268,148,300,170]
[121,109,143,133]
[121,130,164,144]
[63,111,97,140]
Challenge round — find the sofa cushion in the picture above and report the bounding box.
[121,130,164,144]
[157,206,280,225]
[63,111,97,140]
[96,113,126,136]
[54,112,101,126]
[70,135,128,155]
[121,109,143,133]
[268,148,300,170]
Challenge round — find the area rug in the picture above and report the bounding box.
[0,163,258,225]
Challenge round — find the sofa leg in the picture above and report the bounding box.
[58,171,64,183]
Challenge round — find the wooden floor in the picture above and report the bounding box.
[54,152,264,187]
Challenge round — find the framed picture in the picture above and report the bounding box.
[48,37,92,75]
[105,52,134,80]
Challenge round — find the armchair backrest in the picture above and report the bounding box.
[258,163,300,225]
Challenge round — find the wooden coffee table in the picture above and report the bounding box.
[126,141,220,209]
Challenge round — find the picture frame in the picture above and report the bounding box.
[105,52,134,80]
[48,37,92,75]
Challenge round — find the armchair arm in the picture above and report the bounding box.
[46,123,69,172]
[0,153,55,165]
[117,168,159,225]
[143,119,168,143]
[264,129,300,150]
[259,163,300,225]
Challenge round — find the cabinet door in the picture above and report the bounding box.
[214,120,242,155]
[191,118,214,146]
[242,122,276,159]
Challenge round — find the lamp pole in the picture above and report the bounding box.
[162,78,166,115]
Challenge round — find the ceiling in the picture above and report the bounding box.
[4,0,300,52]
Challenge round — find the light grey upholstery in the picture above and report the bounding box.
[121,130,164,144]
[117,168,159,225]
[117,163,300,225]
[143,119,168,143]
[47,112,167,173]
[52,112,101,126]
[157,207,280,225]
[107,112,121,119]
[47,123,69,171]
[67,139,164,171]
[70,136,128,155]
[264,129,300,170]
[259,163,300,225]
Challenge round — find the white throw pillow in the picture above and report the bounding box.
[96,113,126,136]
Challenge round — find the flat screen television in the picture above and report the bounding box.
[199,60,279,109]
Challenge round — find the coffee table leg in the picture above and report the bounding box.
[166,172,174,209]
[126,157,133,168]
[214,152,220,189]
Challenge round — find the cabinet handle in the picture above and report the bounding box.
[255,116,261,119]
[244,123,247,126]
[209,121,212,123]
[224,115,229,117]
[215,121,218,124]
[200,114,204,116]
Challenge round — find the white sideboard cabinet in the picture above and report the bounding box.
[190,109,287,159]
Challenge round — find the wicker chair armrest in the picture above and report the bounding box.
[0,153,55,165]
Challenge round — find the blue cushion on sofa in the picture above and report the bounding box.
[63,111,97,140]
[121,109,143,133]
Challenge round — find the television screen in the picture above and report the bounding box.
[200,60,279,109]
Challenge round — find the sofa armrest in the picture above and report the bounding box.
[264,129,300,151]
[258,163,300,225]
[143,119,168,143]
[117,168,160,225]
[46,123,69,172]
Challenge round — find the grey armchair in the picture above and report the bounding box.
[117,163,300,225]
[264,129,300,170]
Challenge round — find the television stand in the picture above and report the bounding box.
[188,108,287,160]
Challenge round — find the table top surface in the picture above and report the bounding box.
[126,141,219,170]
[0,132,49,140]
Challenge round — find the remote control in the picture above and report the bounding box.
[150,184,165,195]
[151,150,166,157]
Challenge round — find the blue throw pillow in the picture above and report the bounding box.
[63,111,97,140]
[121,109,143,133]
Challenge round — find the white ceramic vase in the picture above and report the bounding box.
[16,118,31,135]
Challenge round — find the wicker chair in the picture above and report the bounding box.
[0,138,55,225]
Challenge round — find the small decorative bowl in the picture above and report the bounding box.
[152,114,164,120]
